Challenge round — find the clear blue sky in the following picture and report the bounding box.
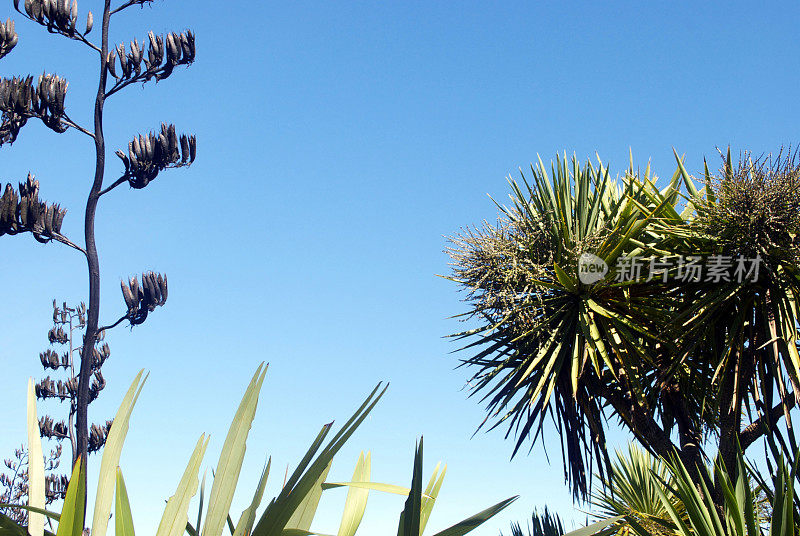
[1,1,799,534]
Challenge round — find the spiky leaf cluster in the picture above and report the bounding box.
[0,18,18,59]
[446,155,682,499]
[120,271,168,325]
[115,123,196,188]
[0,74,69,145]
[107,30,195,85]
[448,217,555,336]
[0,174,67,242]
[696,150,800,266]
[448,150,800,505]
[503,507,565,536]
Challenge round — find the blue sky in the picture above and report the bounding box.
[1,1,799,534]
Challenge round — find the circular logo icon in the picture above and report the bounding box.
[578,253,609,285]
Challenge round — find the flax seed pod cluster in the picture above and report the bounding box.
[35,376,78,401]
[0,19,18,59]
[17,0,91,37]
[106,30,195,83]
[87,420,113,453]
[40,349,69,369]
[115,123,196,188]
[38,415,69,438]
[120,271,168,325]
[0,174,67,242]
[0,73,69,144]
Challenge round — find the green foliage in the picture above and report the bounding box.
[447,149,800,501]
[638,449,798,536]
[447,153,686,497]
[510,443,797,536]
[591,445,687,536]
[1,365,516,536]
[585,445,797,536]
[501,507,565,536]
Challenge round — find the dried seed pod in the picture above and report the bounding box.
[157,273,168,304]
[130,276,140,302]
[43,203,53,234]
[179,32,192,58]
[128,144,139,169]
[121,280,135,310]
[148,272,161,307]
[157,132,168,157]
[148,30,157,54]
[106,51,117,78]
[189,135,196,162]
[130,38,141,63]
[115,149,130,173]
[165,32,177,62]
[53,205,65,233]
[117,43,129,77]
[0,18,19,59]
[143,133,153,160]
[180,134,190,163]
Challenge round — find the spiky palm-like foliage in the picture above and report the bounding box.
[584,445,790,536]
[447,150,800,505]
[448,154,697,498]
[502,507,566,536]
[642,449,798,536]
[591,445,688,536]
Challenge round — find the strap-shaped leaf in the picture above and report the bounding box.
[322,482,417,496]
[336,452,370,536]
[0,512,27,536]
[56,457,86,536]
[92,370,148,536]
[0,505,60,521]
[430,495,518,536]
[284,460,332,532]
[560,516,624,536]
[202,363,268,536]
[115,468,136,536]
[233,459,270,536]
[397,439,422,536]
[419,462,446,535]
[253,384,387,536]
[27,378,45,536]
[155,434,210,536]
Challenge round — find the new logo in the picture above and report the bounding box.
[578,253,608,285]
